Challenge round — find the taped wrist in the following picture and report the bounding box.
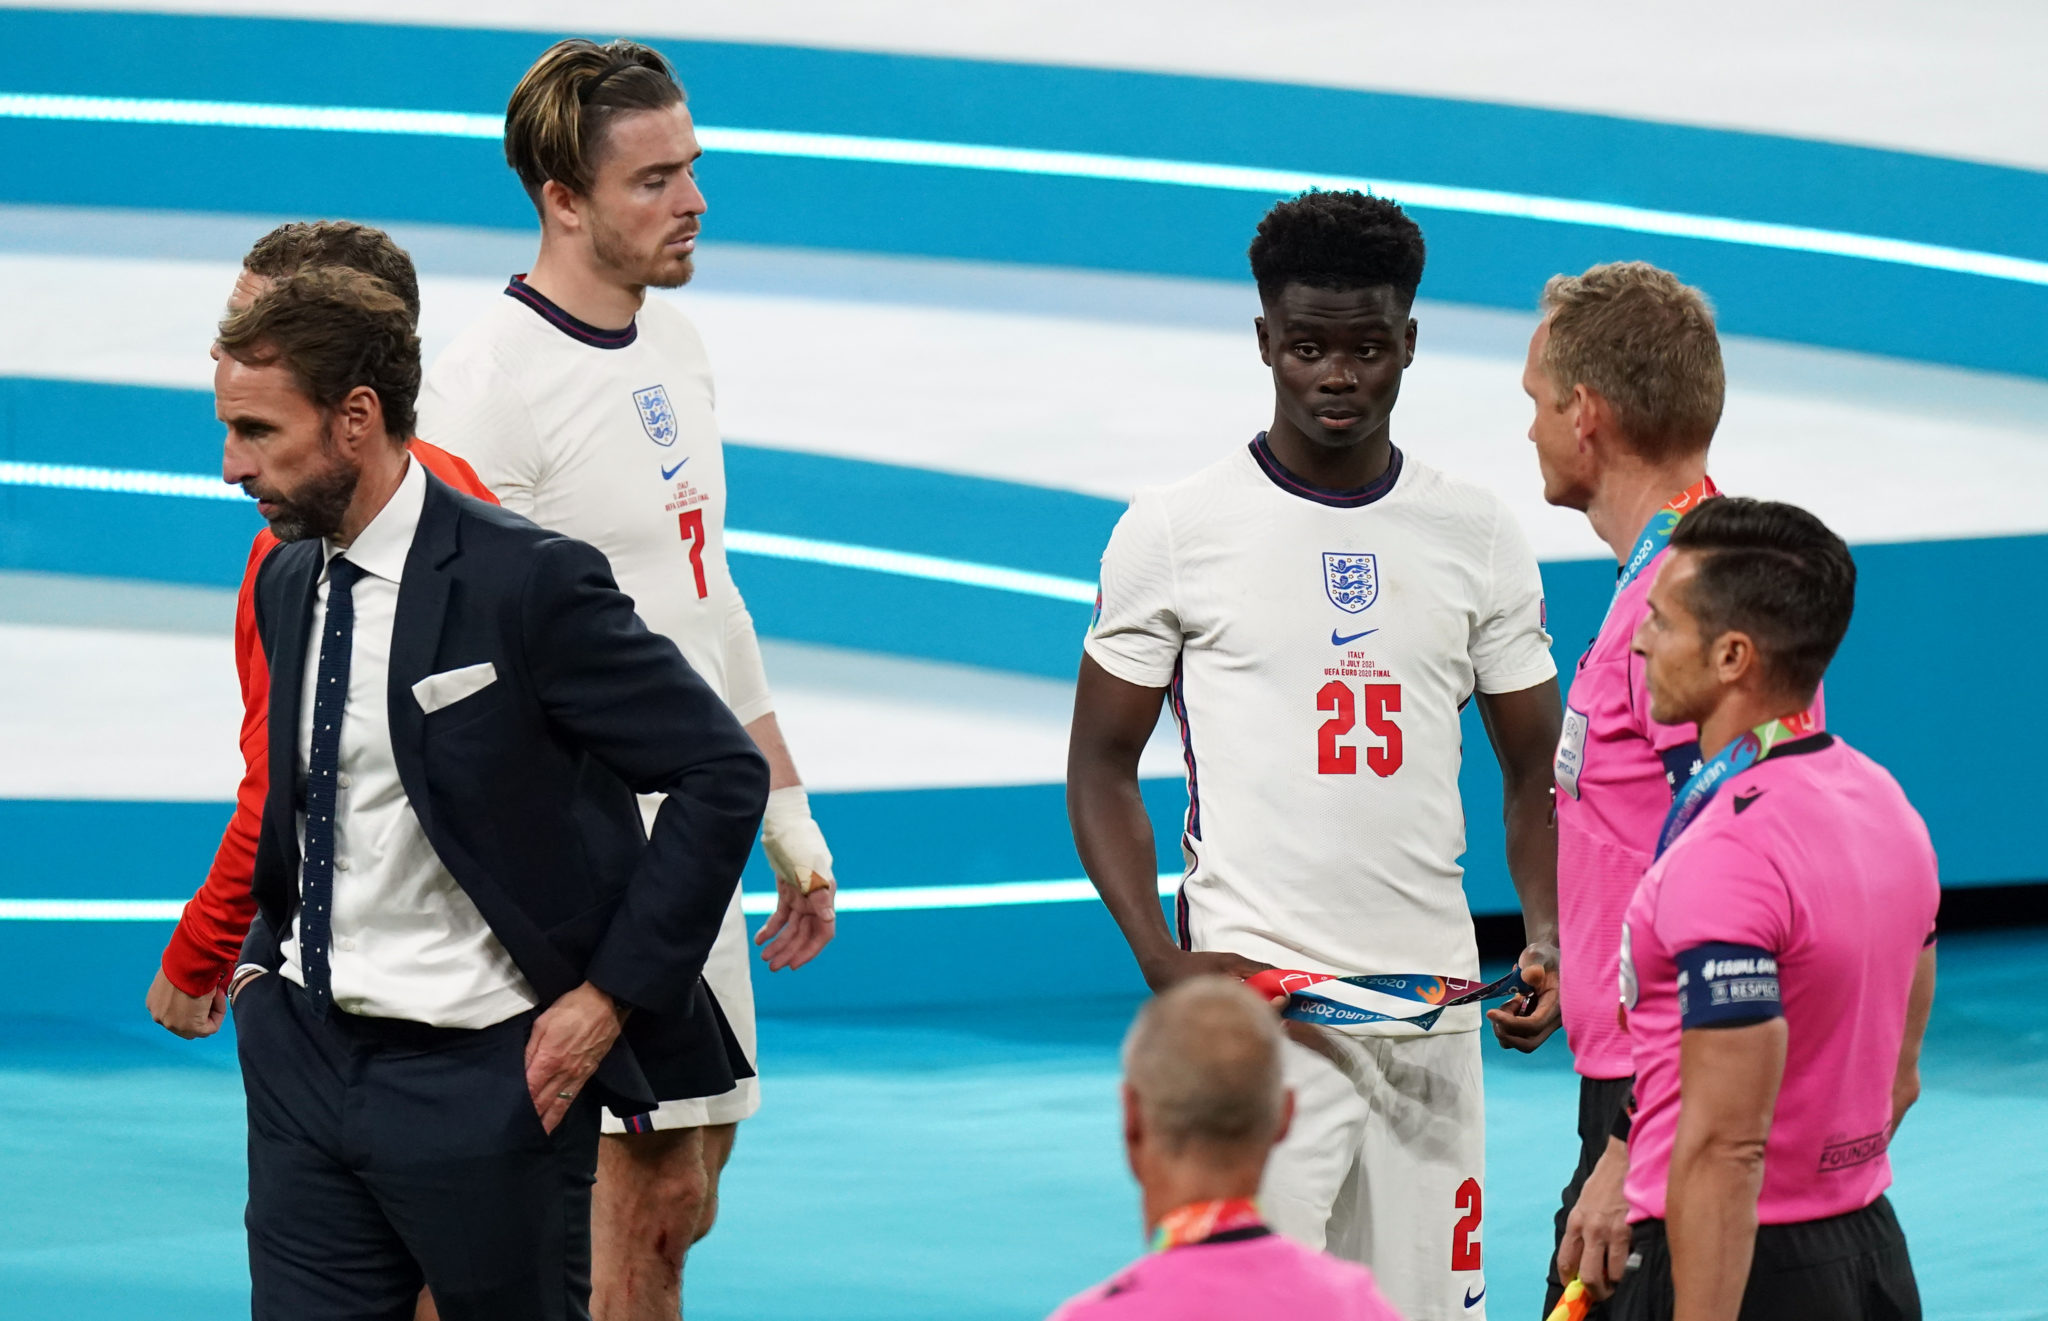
[761,786,834,894]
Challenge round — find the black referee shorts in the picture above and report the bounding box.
[1545,1074,1633,1319]
[1609,1194,1920,1321]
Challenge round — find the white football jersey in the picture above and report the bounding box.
[416,279,773,723]
[1086,437,1555,1034]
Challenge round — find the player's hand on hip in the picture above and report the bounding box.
[1487,941,1562,1051]
[1140,948,1275,994]
[147,966,226,1039]
[1556,1138,1632,1300]
[756,786,836,971]
[525,981,627,1134]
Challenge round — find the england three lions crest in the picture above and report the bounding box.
[1323,552,1378,613]
[633,385,677,447]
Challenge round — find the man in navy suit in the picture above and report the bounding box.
[215,265,768,1321]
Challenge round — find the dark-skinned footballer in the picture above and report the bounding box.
[1066,191,1566,1321]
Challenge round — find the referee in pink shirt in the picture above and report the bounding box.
[1520,262,1733,1313]
[1613,496,1936,1320]
[1047,978,1403,1321]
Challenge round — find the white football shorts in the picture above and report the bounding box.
[1261,1027,1488,1321]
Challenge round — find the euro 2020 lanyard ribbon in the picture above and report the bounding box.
[1604,475,1720,626]
[1248,967,1535,1032]
[1655,710,1821,859]
[1149,1198,1264,1252]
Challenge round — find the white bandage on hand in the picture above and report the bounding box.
[761,786,834,895]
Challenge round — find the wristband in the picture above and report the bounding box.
[227,964,267,1004]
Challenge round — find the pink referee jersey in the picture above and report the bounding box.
[1619,733,1938,1225]
[1048,1231,1405,1321]
[1552,549,1702,1078]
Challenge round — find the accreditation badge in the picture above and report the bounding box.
[1554,704,1590,800]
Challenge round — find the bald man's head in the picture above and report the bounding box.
[1123,977,1287,1157]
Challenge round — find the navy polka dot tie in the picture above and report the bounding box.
[300,556,363,1015]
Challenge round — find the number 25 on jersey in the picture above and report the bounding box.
[1317,681,1403,777]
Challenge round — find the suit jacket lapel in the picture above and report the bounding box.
[264,542,321,885]
[387,473,460,837]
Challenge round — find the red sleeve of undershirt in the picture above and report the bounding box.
[412,437,500,504]
[158,531,275,996]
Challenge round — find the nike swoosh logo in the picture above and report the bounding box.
[661,457,690,480]
[1331,628,1378,645]
[1734,790,1765,814]
[1464,1284,1485,1308]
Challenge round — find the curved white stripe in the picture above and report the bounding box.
[726,529,1095,601]
[3,94,2043,286]
[0,460,243,500]
[0,876,1177,920]
[700,129,2048,285]
[0,461,1098,601]
[0,92,503,138]
[0,899,188,920]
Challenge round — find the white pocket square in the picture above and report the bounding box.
[412,662,498,715]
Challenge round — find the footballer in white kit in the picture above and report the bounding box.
[420,275,827,1129]
[1069,192,1565,1321]
[410,42,840,1320]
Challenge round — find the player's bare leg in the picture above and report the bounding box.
[593,1128,705,1320]
[592,1122,738,1320]
[695,1122,739,1245]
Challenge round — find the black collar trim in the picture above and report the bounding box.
[1758,731,1834,763]
[505,276,638,349]
[1193,1225,1273,1246]
[1250,433,1403,508]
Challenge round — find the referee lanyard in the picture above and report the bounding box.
[1149,1198,1264,1252]
[1655,711,1820,858]
[1604,475,1720,627]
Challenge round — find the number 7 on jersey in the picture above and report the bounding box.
[1317,681,1403,776]
[676,509,709,599]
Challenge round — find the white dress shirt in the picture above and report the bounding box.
[275,456,538,1028]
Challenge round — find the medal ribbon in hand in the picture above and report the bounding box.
[1245,967,1536,1031]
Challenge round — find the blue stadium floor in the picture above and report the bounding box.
[1,928,2040,1321]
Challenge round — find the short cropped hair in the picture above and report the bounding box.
[1248,190,1427,306]
[1669,497,1855,699]
[504,38,685,207]
[1123,978,1286,1154]
[243,221,421,324]
[1540,262,1724,461]
[217,267,421,443]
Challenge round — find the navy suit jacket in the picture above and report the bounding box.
[244,470,769,1112]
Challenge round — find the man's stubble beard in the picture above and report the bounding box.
[248,429,360,543]
[590,209,693,291]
